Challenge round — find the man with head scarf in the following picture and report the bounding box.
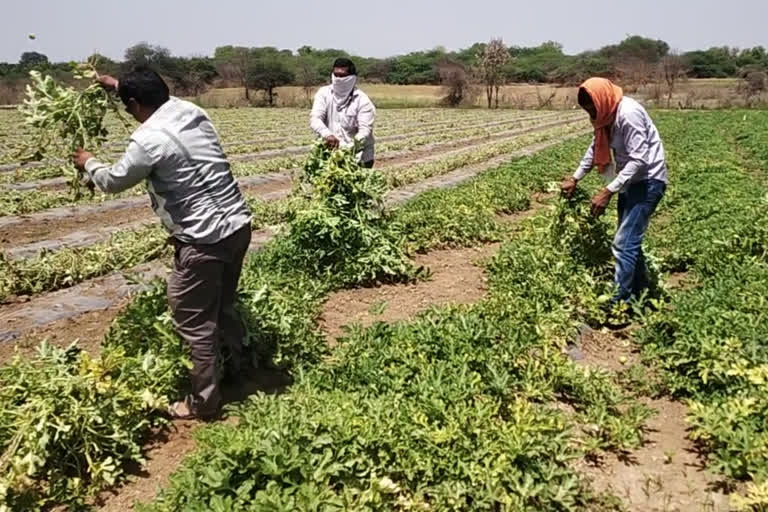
[310,57,376,167]
[561,77,668,305]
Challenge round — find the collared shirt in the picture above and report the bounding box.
[310,85,376,163]
[84,97,251,244]
[574,97,668,193]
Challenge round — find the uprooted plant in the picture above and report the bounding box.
[278,141,421,285]
[18,58,128,199]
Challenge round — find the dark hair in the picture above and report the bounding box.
[577,87,593,108]
[332,57,357,75]
[118,66,170,109]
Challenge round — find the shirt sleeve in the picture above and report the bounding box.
[355,96,376,142]
[83,140,153,194]
[310,89,332,139]
[573,136,596,180]
[606,108,650,193]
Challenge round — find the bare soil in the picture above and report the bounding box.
[319,244,498,343]
[95,421,200,512]
[94,370,292,511]
[0,299,129,363]
[0,178,290,251]
[0,203,153,249]
[575,327,731,511]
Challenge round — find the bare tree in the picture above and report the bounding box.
[535,86,557,109]
[438,60,476,107]
[615,57,654,89]
[745,71,767,97]
[214,46,254,100]
[297,56,321,107]
[660,53,687,108]
[477,38,510,109]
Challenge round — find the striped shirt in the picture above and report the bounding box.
[84,97,251,244]
[574,96,668,193]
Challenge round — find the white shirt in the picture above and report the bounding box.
[574,97,668,193]
[84,97,251,244]
[310,85,376,163]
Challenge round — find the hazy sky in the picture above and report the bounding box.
[2,0,767,63]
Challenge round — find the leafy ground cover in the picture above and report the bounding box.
[634,111,768,510]
[2,110,768,510]
[0,135,599,510]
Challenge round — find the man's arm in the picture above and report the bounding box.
[606,109,649,193]
[573,136,596,181]
[309,89,332,139]
[80,141,153,194]
[355,96,376,143]
[561,136,595,198]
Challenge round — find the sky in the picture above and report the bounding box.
[1,0,767,63]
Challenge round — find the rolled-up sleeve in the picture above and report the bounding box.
[355,97,376,142]
[84,140,153,194]
[310,90,332,139]
[573,136,595,180]
[607,110,649,193]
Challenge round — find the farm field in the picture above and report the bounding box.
[0,107,767,511]
[195,78,747,109]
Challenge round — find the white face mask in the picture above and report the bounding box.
[331,74,357,105]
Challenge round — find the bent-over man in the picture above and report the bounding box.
[310,58,376,167]
[561,77,668,305]
[73,67,252,420]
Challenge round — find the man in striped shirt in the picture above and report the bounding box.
[73,67,252,420]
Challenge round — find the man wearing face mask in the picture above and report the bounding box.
[71,67,253,421]
[310,58,376,167]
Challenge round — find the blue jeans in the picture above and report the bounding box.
[613,179,666,303]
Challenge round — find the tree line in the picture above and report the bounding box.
[1,36,767,106]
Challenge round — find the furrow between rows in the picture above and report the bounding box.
[0,131,588,343]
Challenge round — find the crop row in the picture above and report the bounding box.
[0,135,651,511]
[0,108,545,166]
[636,111,768,509]
[0,128,587,303]
[0,117,585,217]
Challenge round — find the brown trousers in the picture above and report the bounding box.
[168,224,251,417]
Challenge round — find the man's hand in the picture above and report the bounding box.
[72,148,95,170]
[97,75,119,91]
[591,188,614,217]
[324,135,340,149]
[560,177,578,198]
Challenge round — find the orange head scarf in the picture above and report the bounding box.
[580,77,623,173]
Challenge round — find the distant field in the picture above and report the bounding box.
[196,78,747,109]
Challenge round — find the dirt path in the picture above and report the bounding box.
[573,325,731,511]
[320,244,498,343]
[0,175,290,251]
[93,368,292,511]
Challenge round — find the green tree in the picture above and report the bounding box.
[19,51,49,71]
[685,47,739,78]
[214,46,254,100]
[247,49,295,106]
